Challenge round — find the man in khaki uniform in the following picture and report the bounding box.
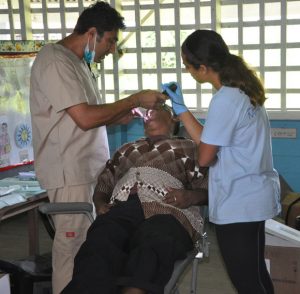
[30,2,167,293]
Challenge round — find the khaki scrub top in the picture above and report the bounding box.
[30,43,110,189]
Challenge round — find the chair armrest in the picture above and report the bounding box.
[38,202,94,223]
[199,205,208,219]
[195,231,209,259]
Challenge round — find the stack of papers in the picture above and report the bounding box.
[0,185,21,196]
[0,176,45,209]
[0,194,26,208]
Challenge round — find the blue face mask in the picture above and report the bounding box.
[83,35,97,64]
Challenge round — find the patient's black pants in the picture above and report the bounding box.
[215,221,274,294]
[62,194,193,294]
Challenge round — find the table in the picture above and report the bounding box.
[0,178,49,256]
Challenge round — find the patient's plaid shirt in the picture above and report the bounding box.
[94,135,208,241]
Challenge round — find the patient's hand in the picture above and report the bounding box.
[163,188,194,209]
[95,202,113,215]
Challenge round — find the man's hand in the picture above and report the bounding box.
[95,201,113,215]
[131,90,168,109]
[163,187,208,209]
[113,110,135,125]
[93,192,112,215]
[163,188,194,209]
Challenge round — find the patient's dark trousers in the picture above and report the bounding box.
[215,221,274,294]
[62,194,193,294]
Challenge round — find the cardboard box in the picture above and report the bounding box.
[281,193,300,229]
[0,273,11,294]
[265,245,300,294]
[265,219,300,294]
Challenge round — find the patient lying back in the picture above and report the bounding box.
[62,106,208,294]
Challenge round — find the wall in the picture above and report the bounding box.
[107,124,128,155]
[110,118,300,192]
[270,120,300,192]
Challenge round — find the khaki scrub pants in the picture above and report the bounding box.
[47,182,96,294]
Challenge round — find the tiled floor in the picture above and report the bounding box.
[0,213,237,294]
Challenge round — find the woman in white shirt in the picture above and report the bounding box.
[162,29,281,294]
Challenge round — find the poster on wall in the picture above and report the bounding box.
[0,53,35,169]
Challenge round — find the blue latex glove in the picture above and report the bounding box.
[161,82,188,115]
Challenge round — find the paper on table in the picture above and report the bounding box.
[18,171,37,181]
[18,171,35,177]
[0,185,22,196]
[0,193,26,205]
[0,201,8,208]
[21,186,45,193]
[0,177,40,187]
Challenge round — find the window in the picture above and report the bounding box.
[1,0,300,119]
[112,0,214,113]
[218,0,300,119]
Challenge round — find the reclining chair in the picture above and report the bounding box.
[38,202,209,294]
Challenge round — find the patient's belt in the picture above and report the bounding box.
[111,166,203,234]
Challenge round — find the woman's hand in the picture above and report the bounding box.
[161,82,188,115]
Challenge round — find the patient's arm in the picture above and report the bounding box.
[93,142,137,211]
[163,188,208,209]
[93,191,113,215]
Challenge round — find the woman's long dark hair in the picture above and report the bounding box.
[182,30,266,106]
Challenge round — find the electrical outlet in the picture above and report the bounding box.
[271,128,297,138]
